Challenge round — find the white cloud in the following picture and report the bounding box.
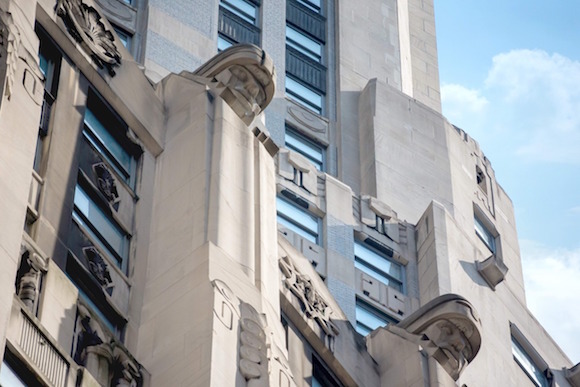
[569,206,580,215]
[484,50,580,164]
[520,239,580,364]
[440,83,488,130]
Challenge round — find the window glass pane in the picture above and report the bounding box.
[297,0,321,13]
[355,300,398,335]
[277,197,319,243]
[286,77,323,114]
[0,359,27,387]
[84,108,132,180]
[511,337,549,387]
[354,241,403,281]
[220,0,258,25]
[286,25,322,62]
[285,129,324,170]
[218,35,234,51]
[74,185,128,261]
[474,215,495,252]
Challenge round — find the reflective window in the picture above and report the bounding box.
[286,76,323,114]
[220,0,259,25]
[73,184,129,268]
[512,336,549,387]
[297,0,321,13]
[0,359,27,387]
[355,299,398,336]
[84,92,138,189]
[277,196,319,244]
[474,214,496,253]
[354,241,404,292]
[285,128,324,171]
[286,25,322,62]
[113,26,131,49]
[218,35,234,51]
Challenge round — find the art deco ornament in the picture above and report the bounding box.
[56,0,121,75]
[279,254,339,337]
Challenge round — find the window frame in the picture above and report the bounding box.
[276,195,320,245]
[286,25,323,63]
[286,76,324,115]
[474,212,496,254]
[83,90,139,191]
[354,240,405,293]
[285,126,325,171]
[219,0,259,26]
[73,183,130,272]
[510,324,550,387]
[355,298,399,336]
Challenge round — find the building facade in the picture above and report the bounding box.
[0,0,578,386]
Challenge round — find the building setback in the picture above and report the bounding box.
[0,0,578,386]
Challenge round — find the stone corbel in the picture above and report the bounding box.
[360,196,399,240]
[191,45,275,125]
[112,344,142,387]
[393,294,482,381]
[476,254,508,290]
[238,302,269,385]
[18,237,49,311]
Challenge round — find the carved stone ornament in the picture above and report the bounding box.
[83,246,113,291]
[93,162,120,210]
[186,44,276,125]
[394,294,482,381]
[239,302,269,384]
[279,254,339,337]
[18,239,49,311]
[56,0,121,75]
[0,10,19,100]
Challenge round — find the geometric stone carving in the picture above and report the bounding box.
[56,0,121,75]
[83,246,114,293]
[279,254,339,338]
[238,302,269,385]
[93,161,120,211]
[112,344,142,387]
[288,105,327,133]
[212,279,236,330]
[190,45,276,125]
[360,195,399,241]
[395,294,482,381]
[476,254,508,290]
[278,150,318,195]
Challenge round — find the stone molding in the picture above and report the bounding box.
[393,294,482,381]
[56,0,121,75]
[279,254,339,338]
[476,254,508,290]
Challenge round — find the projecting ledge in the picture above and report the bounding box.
[180,44,276,125]
[388,294,482,381]
[476,254,508,290]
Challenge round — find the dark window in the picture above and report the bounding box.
[277,196,320,244]
[311,356,342,387]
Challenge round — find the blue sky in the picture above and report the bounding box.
[434,0,580,364]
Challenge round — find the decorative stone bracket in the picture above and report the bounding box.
[17,235,50,312]
[360,195,400,242]
[279,254,339,338]
[392,294,482,381]
[476,254,508,290]
[278,149,318,195]
[189,44,276,125]
[73,304,142,386]
[56,0,122,75]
